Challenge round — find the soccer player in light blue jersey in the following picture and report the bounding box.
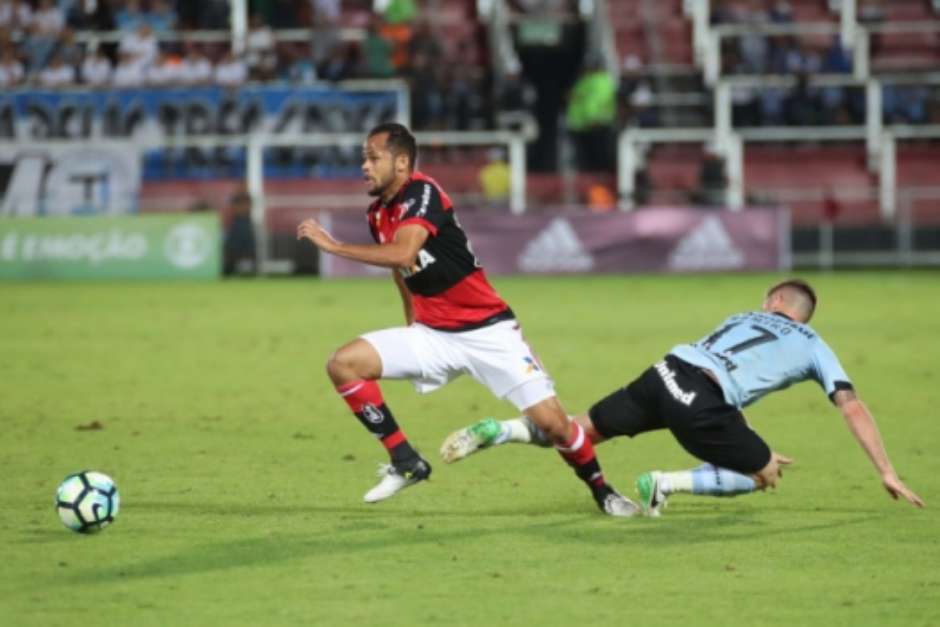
[440,279,924,515]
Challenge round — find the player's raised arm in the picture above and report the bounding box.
[833,389,925,508]
[297,220,428,269]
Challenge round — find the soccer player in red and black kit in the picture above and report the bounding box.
[297,123,637,515]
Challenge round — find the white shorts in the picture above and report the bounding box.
[361,320,556,411]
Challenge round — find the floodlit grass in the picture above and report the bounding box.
[2,272,938,627]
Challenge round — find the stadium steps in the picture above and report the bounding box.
[898,143,940,226]
[744,144,880,226]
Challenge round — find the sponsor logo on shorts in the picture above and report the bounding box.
[523,356,542,375]
[361,403,384,424]
[654,361,697,406]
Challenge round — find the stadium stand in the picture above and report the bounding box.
[2,0,939,268]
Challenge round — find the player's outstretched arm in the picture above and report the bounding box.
[834,390,925,508]
[297,220,428,269]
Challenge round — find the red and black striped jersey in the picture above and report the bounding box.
[366,171,511,331]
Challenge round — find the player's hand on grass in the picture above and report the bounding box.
[882,472,925,508]
[772,451,793,476]
[297,219,339,252]
[754,452,794,490]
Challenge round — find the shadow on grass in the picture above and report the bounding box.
[121,499,587,519]
[50,499,883,587]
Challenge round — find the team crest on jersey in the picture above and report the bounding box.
[523,356,542,374]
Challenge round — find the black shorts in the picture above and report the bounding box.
[588,355,771,474]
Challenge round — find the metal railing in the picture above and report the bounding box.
[2,127,537,271]
[617,124,940,222]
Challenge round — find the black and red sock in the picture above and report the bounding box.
[336,380,418,466]
[555,422,612,501]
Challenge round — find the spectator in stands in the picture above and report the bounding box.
[179,42,212,85]
[37,50,75,87]
[759,87,785,125]
[771,39,820,75]
[768,0,793,23]
[114,0,146,31]
[377,0,418,25]
[0,44,24,87]
[929,87,940,124]
[567,58,617,172]
[784,73,821,125]
[175,0,228,30]
[214,49,248,87]
[819,35,852,124]
[479,147,511,208]
[55,27,83,68]
[310,0,340,23]
[310,7,341,71]
[733,85,761,126]
[280,42,318,84]
[81,45,113,86]
[632,167,651,206]
[146,0,177,34]
[407,18,443,63]
[495,57,537,115]
[446,58,486,130]
[821,34,851,74]
[884,85,930,124]
[370,0,417,71]
[263,0,300,28]
[24,0,65,72]
[319,40,358,82]
[764,1,797,74]
[618,54,657,128]
[146,50,183,85]
[406,48,446,129]
[66,0,114,32]
[361,14,395,78]
[119,22,158,68]
[111,49,147,87]
[710,0,734,25]
[246,13,277,81]
[693,147,727,208]
[0,0,33,37]
[738,3,770,74]
[223,186,257,276]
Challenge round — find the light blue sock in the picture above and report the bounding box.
[690,463,757,496]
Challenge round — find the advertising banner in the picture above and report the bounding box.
[0,143,141,218]
[319,207,789,277]
[0,214,220,279]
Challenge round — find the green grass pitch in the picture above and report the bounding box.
[2,272,938,627]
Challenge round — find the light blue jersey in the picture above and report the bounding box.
[669,311,852,409]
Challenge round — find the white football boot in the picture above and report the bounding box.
[363,458,432,503]
[600,490,642,518]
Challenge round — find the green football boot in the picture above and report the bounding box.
[439,418,502,464]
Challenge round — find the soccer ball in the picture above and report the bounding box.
[55,471,120,534]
